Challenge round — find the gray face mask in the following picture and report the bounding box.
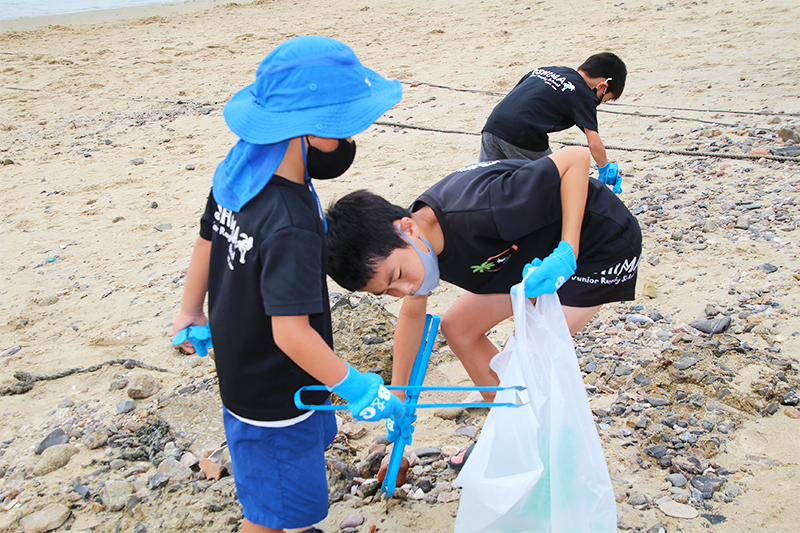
[397,225,440,296]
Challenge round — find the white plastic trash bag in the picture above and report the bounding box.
[454,289,616,533]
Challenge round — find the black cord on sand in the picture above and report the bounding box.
[403,81,800,117]
[0,358,173,396]
[374,121,800,162]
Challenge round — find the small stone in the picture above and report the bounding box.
[199,458,225,481]
[646,397,669,407]
[702,220,718,233]
[342,422,367,439]
[377,456,409,487]
[673,455,704,475]
[110,459,127,470]
[643,281,659,299]
[127,373,160,399]
[417,477,434,493]
[153,223,172,232]
[33,444,79,476]
[615,364,634,376]
[130,158,145,166]
[626,314,653,323]
[777,127,800,143]
[437,491,460,503]
[644,444,667,459]
[19,503,71,533]
[340,514,365,528]
[180,452,198,468]
[413,447,441,458]
[433,407,466,420]
[102,480,134,511]
[691,316,732,334]
[758,263,778,274]
[58,398,75,409]
[671,231,683,241]
[627,492,648,506]
[148,472,168,490]
[692,475,725,494]
[735,216,750,230]
[159,458,192,481]
[673,353,701,370]
[185,163,196,171]
[701,513,727,525]
[657,499,699,519]
[359,479,381,498]
[34,428,68,454]
[358,450,386,479]
[666,473,688,487]
[110,378,128,390]
[117,399,135,414]
[455,425,479,439]
[647,256,660,266]
[83,428,108,449]
[784,406,800,419]
[149,201,158,209]
[765,402,779,415]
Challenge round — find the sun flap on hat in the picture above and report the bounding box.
[212,140,290,212]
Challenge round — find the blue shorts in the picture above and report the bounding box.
[222,406,337,529]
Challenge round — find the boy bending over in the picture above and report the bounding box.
[325,147,641,402]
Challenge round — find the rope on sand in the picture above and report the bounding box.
[0,358,173,396]
[402,81,800,117]
[373,121,800,162]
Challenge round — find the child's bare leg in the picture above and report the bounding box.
[562,304,601,336]
[440,292,512,401]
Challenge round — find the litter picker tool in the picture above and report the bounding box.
[294,314,526,497]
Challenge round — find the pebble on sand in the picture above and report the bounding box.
[19,503,71,533]
[657,499,699,519]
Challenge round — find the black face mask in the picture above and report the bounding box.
[305,137,357,180]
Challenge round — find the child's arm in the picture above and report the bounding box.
[390,295,429,398]
[272,315,348,387]
[521,147,589,297]
[551,146,590,258]
[173,236,211,353]
[273,315,405,423]
[584,129,608,168]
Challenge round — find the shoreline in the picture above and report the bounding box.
[0,0,222,31]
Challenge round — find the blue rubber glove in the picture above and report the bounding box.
[521,241,577,298]
[331,364,406,422]
[386,412,416,443]
[597,162,622,194]
[172,324,213,357]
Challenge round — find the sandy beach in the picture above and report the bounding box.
[1,0,800,532]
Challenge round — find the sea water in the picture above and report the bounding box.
[1,0,188,20]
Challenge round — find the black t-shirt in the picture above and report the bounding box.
[482,67,600,151]
[199,176,331,421]
[412,158,641,307]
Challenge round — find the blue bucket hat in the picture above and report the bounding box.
[213,35,402,212]
[223,35,402,144]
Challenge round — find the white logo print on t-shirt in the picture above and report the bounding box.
[212,204,254,270]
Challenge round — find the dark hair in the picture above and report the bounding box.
[325,190,409,291]
[578,52,627,99]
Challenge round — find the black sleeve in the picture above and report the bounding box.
[572,93,599,133]
[259,226,325,316]
[199,190,215,241]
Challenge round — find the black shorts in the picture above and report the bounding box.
[557,251,641,307]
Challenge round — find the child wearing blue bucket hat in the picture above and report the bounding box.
[172,36,403,533]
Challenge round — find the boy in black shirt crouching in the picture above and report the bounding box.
[325,147,641,404]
